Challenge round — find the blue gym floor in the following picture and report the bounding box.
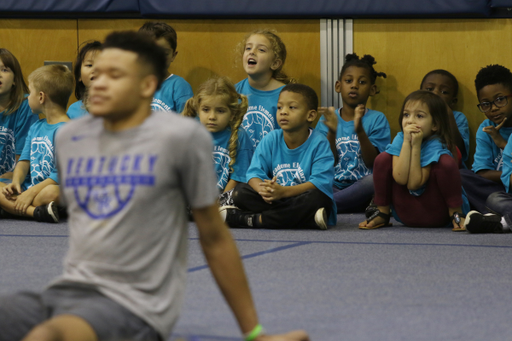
[1,214,512,341]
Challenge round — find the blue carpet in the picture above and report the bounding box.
[1,214,511,341]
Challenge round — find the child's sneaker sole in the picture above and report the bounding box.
[314,208,328,230]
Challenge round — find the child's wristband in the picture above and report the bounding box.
[244,324,265,341]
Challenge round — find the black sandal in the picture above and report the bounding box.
[359,210,392,230]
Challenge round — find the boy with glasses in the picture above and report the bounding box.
[460,64,512,217]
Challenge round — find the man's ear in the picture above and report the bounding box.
[141,74,158,99]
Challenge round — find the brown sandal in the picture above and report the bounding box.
[359,210,393,230]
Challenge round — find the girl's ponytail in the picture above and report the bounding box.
[227,93,248,172]
[181,97,197,117]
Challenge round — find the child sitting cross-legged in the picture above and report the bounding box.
[220,83,336,230]
[0,65,72,223]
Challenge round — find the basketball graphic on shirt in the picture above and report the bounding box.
[274,166,307,186]
[242,110,275,147]
[213,150,230,191]
[29,136,54,186]
[66,154,157,219]
[335,138,370,182]
[0,130,16,174]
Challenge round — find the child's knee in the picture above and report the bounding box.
[437,154,458,171]
[33,186,60,207]
[431,154,459,179]
[374,152,392,171]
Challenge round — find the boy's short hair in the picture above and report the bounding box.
[475,64,512,94]
[103,31,167,91]
[420,69,459,98]
[28,64,74,110]
[139,22,178,51]
[280,83,318,111]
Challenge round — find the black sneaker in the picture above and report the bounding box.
[314,207,328,230]
[464,210,503,233]
[33,201,59,223]
[219,189,234,207]
[219,206,255,228]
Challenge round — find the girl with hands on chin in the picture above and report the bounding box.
[359,90,469,231]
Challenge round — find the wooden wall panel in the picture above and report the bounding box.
[78,19,320,98]
[354,19,512,164]
[0,19,78,105]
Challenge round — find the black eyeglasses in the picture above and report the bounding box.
[477,94,512,113]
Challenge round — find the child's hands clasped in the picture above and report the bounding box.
[258,176,285,204]
[318,107,338,134]
[403,124,422,145]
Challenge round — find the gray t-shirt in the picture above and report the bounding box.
[50,111,219,338]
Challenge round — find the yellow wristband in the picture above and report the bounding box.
[244,324,265,341]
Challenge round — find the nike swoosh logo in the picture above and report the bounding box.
[71,135,87,141]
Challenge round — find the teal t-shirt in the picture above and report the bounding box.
[246,129,337,225]
[0,99,38,180]
[19,118,66,189]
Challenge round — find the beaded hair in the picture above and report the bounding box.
[339,53,386,92]
[237,29,296,84]
[182,76,248,172]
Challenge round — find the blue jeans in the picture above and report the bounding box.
[486,191,512,226]
[333,174,374,213]
[460,169,504,213]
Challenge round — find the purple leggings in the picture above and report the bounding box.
[373,152,463,227]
